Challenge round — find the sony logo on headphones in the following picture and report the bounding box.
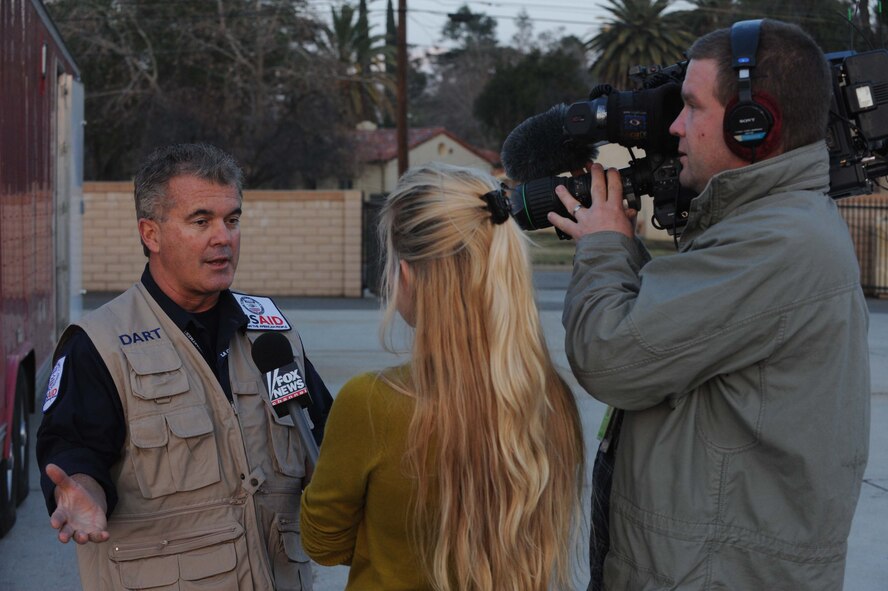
[739,117,757,124]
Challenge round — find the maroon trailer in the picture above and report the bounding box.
[0,0,84,536]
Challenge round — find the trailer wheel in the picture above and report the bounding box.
[0,434,15,539]
[13,369,29,505]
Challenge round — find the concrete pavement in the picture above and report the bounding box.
[287,272,888,590]
[1,271,885,589]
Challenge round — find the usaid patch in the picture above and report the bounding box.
[266,366,308,407]
[233,293,291,331]
[43,356,66,413]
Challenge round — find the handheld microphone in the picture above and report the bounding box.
[501,103,599,183]
[251,332,320,468]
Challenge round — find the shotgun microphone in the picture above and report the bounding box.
[501,103,598,183]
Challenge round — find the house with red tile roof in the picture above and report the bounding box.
[346,123,501,195]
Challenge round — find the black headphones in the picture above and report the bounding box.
[724,19,778,156]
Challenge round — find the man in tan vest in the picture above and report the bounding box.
[36,142,331,590]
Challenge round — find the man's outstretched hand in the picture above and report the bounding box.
[45,463,110,544]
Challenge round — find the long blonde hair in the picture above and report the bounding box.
[378,162,584,591]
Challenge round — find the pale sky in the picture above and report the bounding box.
[397,0,610,49]
[311,0,694,52]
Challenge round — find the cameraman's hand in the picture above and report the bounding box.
[547,164,636,240]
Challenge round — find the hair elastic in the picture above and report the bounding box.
[481,184,510,225]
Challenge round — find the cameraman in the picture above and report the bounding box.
[549,19,870,590]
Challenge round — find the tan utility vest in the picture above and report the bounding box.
[61,283,313,590]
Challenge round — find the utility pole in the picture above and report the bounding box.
[396,0,408,175]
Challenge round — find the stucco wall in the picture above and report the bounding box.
[82,182,363,297]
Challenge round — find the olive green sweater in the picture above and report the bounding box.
[300,367,432,590]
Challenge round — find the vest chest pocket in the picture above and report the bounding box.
[129,407,221,499]
[123,343,190,403]
[109,523,249,591]
[267,412,307,479]
[233,380,305,480]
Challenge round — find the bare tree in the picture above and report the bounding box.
[46,0,357,187]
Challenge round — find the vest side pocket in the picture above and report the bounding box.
[268,512,312,591]
[129,407,221,498]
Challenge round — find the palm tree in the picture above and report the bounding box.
[321,3,395,125]
[586,0,696,89]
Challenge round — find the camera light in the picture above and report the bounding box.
[852,84,875,111]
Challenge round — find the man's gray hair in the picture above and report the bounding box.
[134,143,244,222]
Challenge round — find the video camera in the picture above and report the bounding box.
[501,48,888,237]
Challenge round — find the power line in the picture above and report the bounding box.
[53,3,604,27]
[380,0,609,13]
[367,7,604,27]
[407,12,450,48]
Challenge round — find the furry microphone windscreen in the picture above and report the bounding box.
[501,104,598,183]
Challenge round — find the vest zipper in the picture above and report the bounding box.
[227,379,277,586]
[111,496,247,523]
[110,524,241,558]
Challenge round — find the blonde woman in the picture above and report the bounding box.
[300,162,585,590]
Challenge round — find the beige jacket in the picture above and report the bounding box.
[69,283,312,590]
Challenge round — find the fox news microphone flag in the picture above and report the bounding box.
[251,332,320,467]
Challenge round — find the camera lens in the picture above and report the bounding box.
[510,175,591,230]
